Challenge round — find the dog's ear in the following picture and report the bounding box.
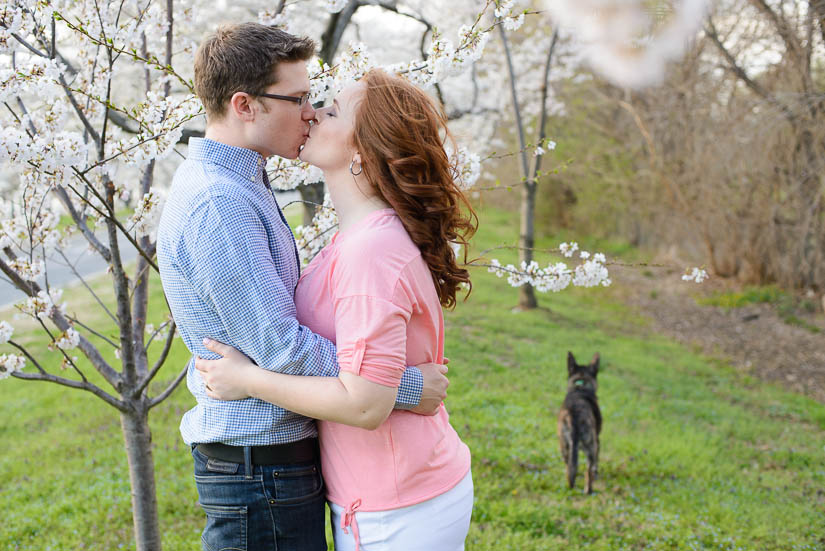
[567,351,577,374]
[590,353,600,376]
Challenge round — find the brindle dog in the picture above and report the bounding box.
[557,351,601,494]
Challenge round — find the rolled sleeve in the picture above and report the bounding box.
[334,295,410,387]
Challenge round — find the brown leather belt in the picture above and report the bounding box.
[196,438,318,465]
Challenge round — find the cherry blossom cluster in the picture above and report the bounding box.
[486,242,611,293]
[6,258,46,282]
[293,194,339,266]
[682,267,709,283]
[17,288,67,321]
[542,0,709,88]
[52,328,80,351]
[267,158,325,191]
[108,94,203,166]
[0,321,13,344]
[451,147,482,191]
[0,354,26,380]
[127,191,163,238]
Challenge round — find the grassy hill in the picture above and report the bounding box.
[0,206,822,550]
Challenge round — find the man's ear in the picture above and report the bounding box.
[229,92,256,122]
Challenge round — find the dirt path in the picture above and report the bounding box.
[613,266,825,404]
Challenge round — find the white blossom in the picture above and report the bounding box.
[494,0,516,18]
[542,0,709,88]
[294,194,339,265]
[127,191,162,237]
[450,242,462,259]
[0,321,13,344]
[18,289,65,320]
[502,13,526,32]
[559,242,579,258]
[486,245,610,293]
[450,146,482,190]
[7,258,45,282]
[0,354,26,380]
[268,158,325,191]
[682,267,708,283]
[54,328,80,351]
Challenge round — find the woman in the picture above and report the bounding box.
[195,69,477,550]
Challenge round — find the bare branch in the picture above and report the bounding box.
[0,251,122,389]
[704,18,796,124]
[68,168,160,272]
[52,186,113,263]
[531,30,559,180]
[498,23,530,179]
[134,321,177,398]
[11,370,127,411]
[148,365,188,409]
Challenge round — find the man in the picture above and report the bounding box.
[156,23,449,551]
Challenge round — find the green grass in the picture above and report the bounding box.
[1,206,823,550]
[698,286,788,309]
[699,285,821,334]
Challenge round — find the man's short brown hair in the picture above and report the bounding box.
[194,23,316,120]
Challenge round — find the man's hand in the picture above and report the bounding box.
[410,362,449,415]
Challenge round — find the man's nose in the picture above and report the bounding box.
[301,102,316,122]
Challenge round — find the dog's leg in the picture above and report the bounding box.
[559,412,577,489]
[584,437,598,494]
[567,434,578,489]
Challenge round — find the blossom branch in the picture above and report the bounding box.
[53,11,195,93]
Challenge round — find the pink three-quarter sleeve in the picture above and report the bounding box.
[333,293,411,387]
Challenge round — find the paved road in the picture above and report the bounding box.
[0,191,302,312]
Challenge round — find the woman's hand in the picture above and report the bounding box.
[195,338,260,401]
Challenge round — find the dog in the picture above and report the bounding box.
[557,351,601,494]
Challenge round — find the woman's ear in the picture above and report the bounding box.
[229,92,255,122]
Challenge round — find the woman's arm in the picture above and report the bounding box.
[196,338,397,430]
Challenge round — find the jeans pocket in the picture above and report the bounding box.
[200,503,247,551]
[270,463,324,505]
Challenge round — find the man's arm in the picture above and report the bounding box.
[185,193,434,408]
[184,194,338,378]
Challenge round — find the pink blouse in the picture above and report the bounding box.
[294,208,471,516]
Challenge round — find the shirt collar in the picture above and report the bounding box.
[188,137,266,184]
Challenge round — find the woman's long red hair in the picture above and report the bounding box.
[353,69,477,308]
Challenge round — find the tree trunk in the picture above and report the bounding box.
[121,406,161,551]
[519,181,538,309]
[298,182,325,226]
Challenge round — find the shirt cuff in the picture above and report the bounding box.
[394,366,423,409]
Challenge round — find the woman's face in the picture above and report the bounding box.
[299,81,364,171]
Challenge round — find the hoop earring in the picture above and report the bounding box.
[349,160,363,176]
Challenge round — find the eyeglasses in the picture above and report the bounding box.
[255,92,311,107]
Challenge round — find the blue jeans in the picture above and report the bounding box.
[192,446,326,551]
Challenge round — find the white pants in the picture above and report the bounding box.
[329,470,474,551]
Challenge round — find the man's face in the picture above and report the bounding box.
[251,61,315,159]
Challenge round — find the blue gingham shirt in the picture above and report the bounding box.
[157,138,423,446]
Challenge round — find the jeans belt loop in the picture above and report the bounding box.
[243,446,253,479]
